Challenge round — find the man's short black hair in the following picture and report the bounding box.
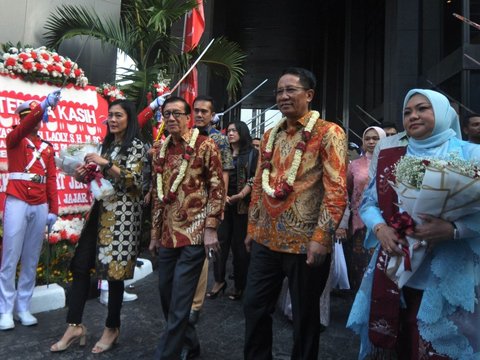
[281,67,316,90]
[463,113,480,127]
[252,137,261,141]
[381,121,398,130]
[193,95,215,112]
[161,96,191,115]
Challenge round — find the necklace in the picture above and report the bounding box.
[156,128,199,204]
[261,111,319,200]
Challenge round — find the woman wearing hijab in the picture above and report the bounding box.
[347,89,480,359]
[337,126,386,291]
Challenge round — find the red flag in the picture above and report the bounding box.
[181,0,205,128]
[183,0,205,52]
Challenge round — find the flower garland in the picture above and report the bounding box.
[156,128,199,204]
[261,111,319,200]
[0,46,88,87]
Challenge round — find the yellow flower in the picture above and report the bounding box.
[99,228,113,245]
[108,261,125,280]
[100,211,115,227]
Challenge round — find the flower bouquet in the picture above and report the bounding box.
[387,153,480,287]
[55,143,101,176]
[55,143,115,200]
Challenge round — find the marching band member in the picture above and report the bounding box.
[0,91,61,330]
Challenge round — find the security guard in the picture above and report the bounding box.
[0,90,61,330]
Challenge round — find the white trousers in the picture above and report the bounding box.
[0,196,48,314]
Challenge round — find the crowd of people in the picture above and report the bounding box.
[0,66,479,360]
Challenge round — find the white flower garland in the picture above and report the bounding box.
[261,111,319,199]
[156,128,199,203]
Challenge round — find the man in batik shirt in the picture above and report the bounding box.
[244,67,347,360]
[150,96,224,360]
[189,95,233,324]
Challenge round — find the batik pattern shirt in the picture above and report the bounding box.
[152,129,225,248]
[207,126,234,171]
[247,111,348,253]
[94,137,145,280]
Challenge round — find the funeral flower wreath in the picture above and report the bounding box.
[0,45,88,87]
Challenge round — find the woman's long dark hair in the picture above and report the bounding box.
[227,121,252,154]
[102,99,140,155]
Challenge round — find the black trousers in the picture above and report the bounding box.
[243,242,331,360]
[154,245,205,360]
[66,204,124,328]
[214,204,249,291]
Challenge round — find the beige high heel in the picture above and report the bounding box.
[50,323,87,352]
[91,327,119,354]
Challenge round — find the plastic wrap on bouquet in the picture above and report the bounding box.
[84,164,115,201]
[55,143,101,176]
[387,164,480,288]
[89,176,115,200]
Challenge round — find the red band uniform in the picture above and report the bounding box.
[0,100,58,330]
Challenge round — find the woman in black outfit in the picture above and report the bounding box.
[207,121,258,300]
[50,100,145,353]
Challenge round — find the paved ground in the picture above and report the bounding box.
[0,258,360,359]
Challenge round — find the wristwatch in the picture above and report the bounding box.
[104,160,114,171]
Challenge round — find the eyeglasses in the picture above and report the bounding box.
[162,111,187,119]
[274,86,307,96]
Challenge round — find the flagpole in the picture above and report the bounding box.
[179,7,189,96]
[453,13,480,30]
[221,79,269,115]
[245,104,277,125]
[250,111,281,132]
[170,38,215,94]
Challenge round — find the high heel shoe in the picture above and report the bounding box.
[91,327,119,354]
[206,282,227,299]
[50,323,87,352]
[228,289,243,301]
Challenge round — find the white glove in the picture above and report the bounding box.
[149,92,171,110]
[212,113,224,124]
[46,213,58,231]
[41,90,61,111]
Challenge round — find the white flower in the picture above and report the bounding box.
[157,128,199,203]
[99,246,113,264]
[261,111,319,199]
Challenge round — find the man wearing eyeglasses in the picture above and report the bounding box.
[149,96,224,360]
[188,95,233,326]
[243,67,348,359]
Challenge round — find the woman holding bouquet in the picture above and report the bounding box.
[51,100,145,354]
[347,89,480,359]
